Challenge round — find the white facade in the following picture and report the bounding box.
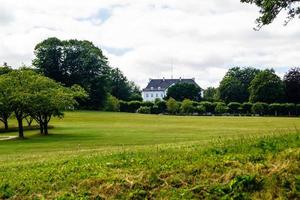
[142,90,166,101]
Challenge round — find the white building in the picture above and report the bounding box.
[142,78,199,101]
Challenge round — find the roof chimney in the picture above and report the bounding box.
[179,77,182,81]
[163,77,165,81]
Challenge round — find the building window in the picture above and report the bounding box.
[151,93,153,97]
[156,93,158,97]
[146,94,148,98]
[161,94,163,97]
[151,87,154,90]
[158,87,161,90]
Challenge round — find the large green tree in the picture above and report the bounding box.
[166,83,202,101]
[241,0,300,29]
[33,38,110,109]
[219,67,260,103]
[249,69,285,103]
[0,69,86,138]
[283,67,300,103]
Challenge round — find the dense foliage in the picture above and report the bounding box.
[33,37,141,110]
[0,69,86,138]
[166,82,201,101]
[284,67,300,103]
[249,69,285,103]
[219,67,260,103]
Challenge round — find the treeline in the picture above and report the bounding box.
[105,98,300,117]
[0,67,86,138]
[203,67,300,104]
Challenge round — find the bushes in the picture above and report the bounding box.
[166,98,180,114]
[119,101,141,113]
[252,103,268,115]
[242,103,253,115]
[180,99,194,114]
[215,103,229,114]
[228,102,241,114]
[137,106,151,114]
[119,99,300,117]
[104,95,120,112]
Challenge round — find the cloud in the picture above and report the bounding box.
[0,0,300,89]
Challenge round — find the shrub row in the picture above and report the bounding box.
[111,99,300,116]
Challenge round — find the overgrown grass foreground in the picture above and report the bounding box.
[0,112,299,199]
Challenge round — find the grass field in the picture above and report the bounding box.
[0,111,300,199]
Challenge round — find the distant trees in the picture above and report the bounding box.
[167,83,202,101]
[0,69,86,138]
[241,0,300,28]
[283,68,300,104]
[108,68,142,101]
[249,69,284,103]
[219,67,260,103]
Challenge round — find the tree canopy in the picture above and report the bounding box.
[249,69,285,103]
[33,37,141,109]
[241,0,300,29]
[283,67,300,103]
[166,83,202,101]
[219,67,260,103]
[33,38,109,109]
[0,69,86,138]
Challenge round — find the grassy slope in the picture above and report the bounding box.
[0,111,299,199]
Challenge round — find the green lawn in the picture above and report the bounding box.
[0,111,300,199]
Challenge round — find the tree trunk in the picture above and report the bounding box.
[275,110,277,116]
[17,117,24,139]
[43,122,48,135]
[4,119,8,130]
[39,122,44,134]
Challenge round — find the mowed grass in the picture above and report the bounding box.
[0,111,300,199]
[0,111,299,155]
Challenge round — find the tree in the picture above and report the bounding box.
[0,70,37,138]
[219,76,244,103]
[219,67,260,103]
[249,69,285,103]
[108,68,142,101]
[167,83,201,101]
[241,0,300,29]
[283,67,300,104]
[0,80,12,130]
[166,98,180,114]
[203,87,218,101]
[0,69,86,138]
[33,38,110,109]
[29,80,87,135]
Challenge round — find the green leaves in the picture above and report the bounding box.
[241,0,300,29]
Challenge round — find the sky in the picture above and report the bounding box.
[0,0,299,89]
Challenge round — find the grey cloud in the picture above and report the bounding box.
[0,7,14,25]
